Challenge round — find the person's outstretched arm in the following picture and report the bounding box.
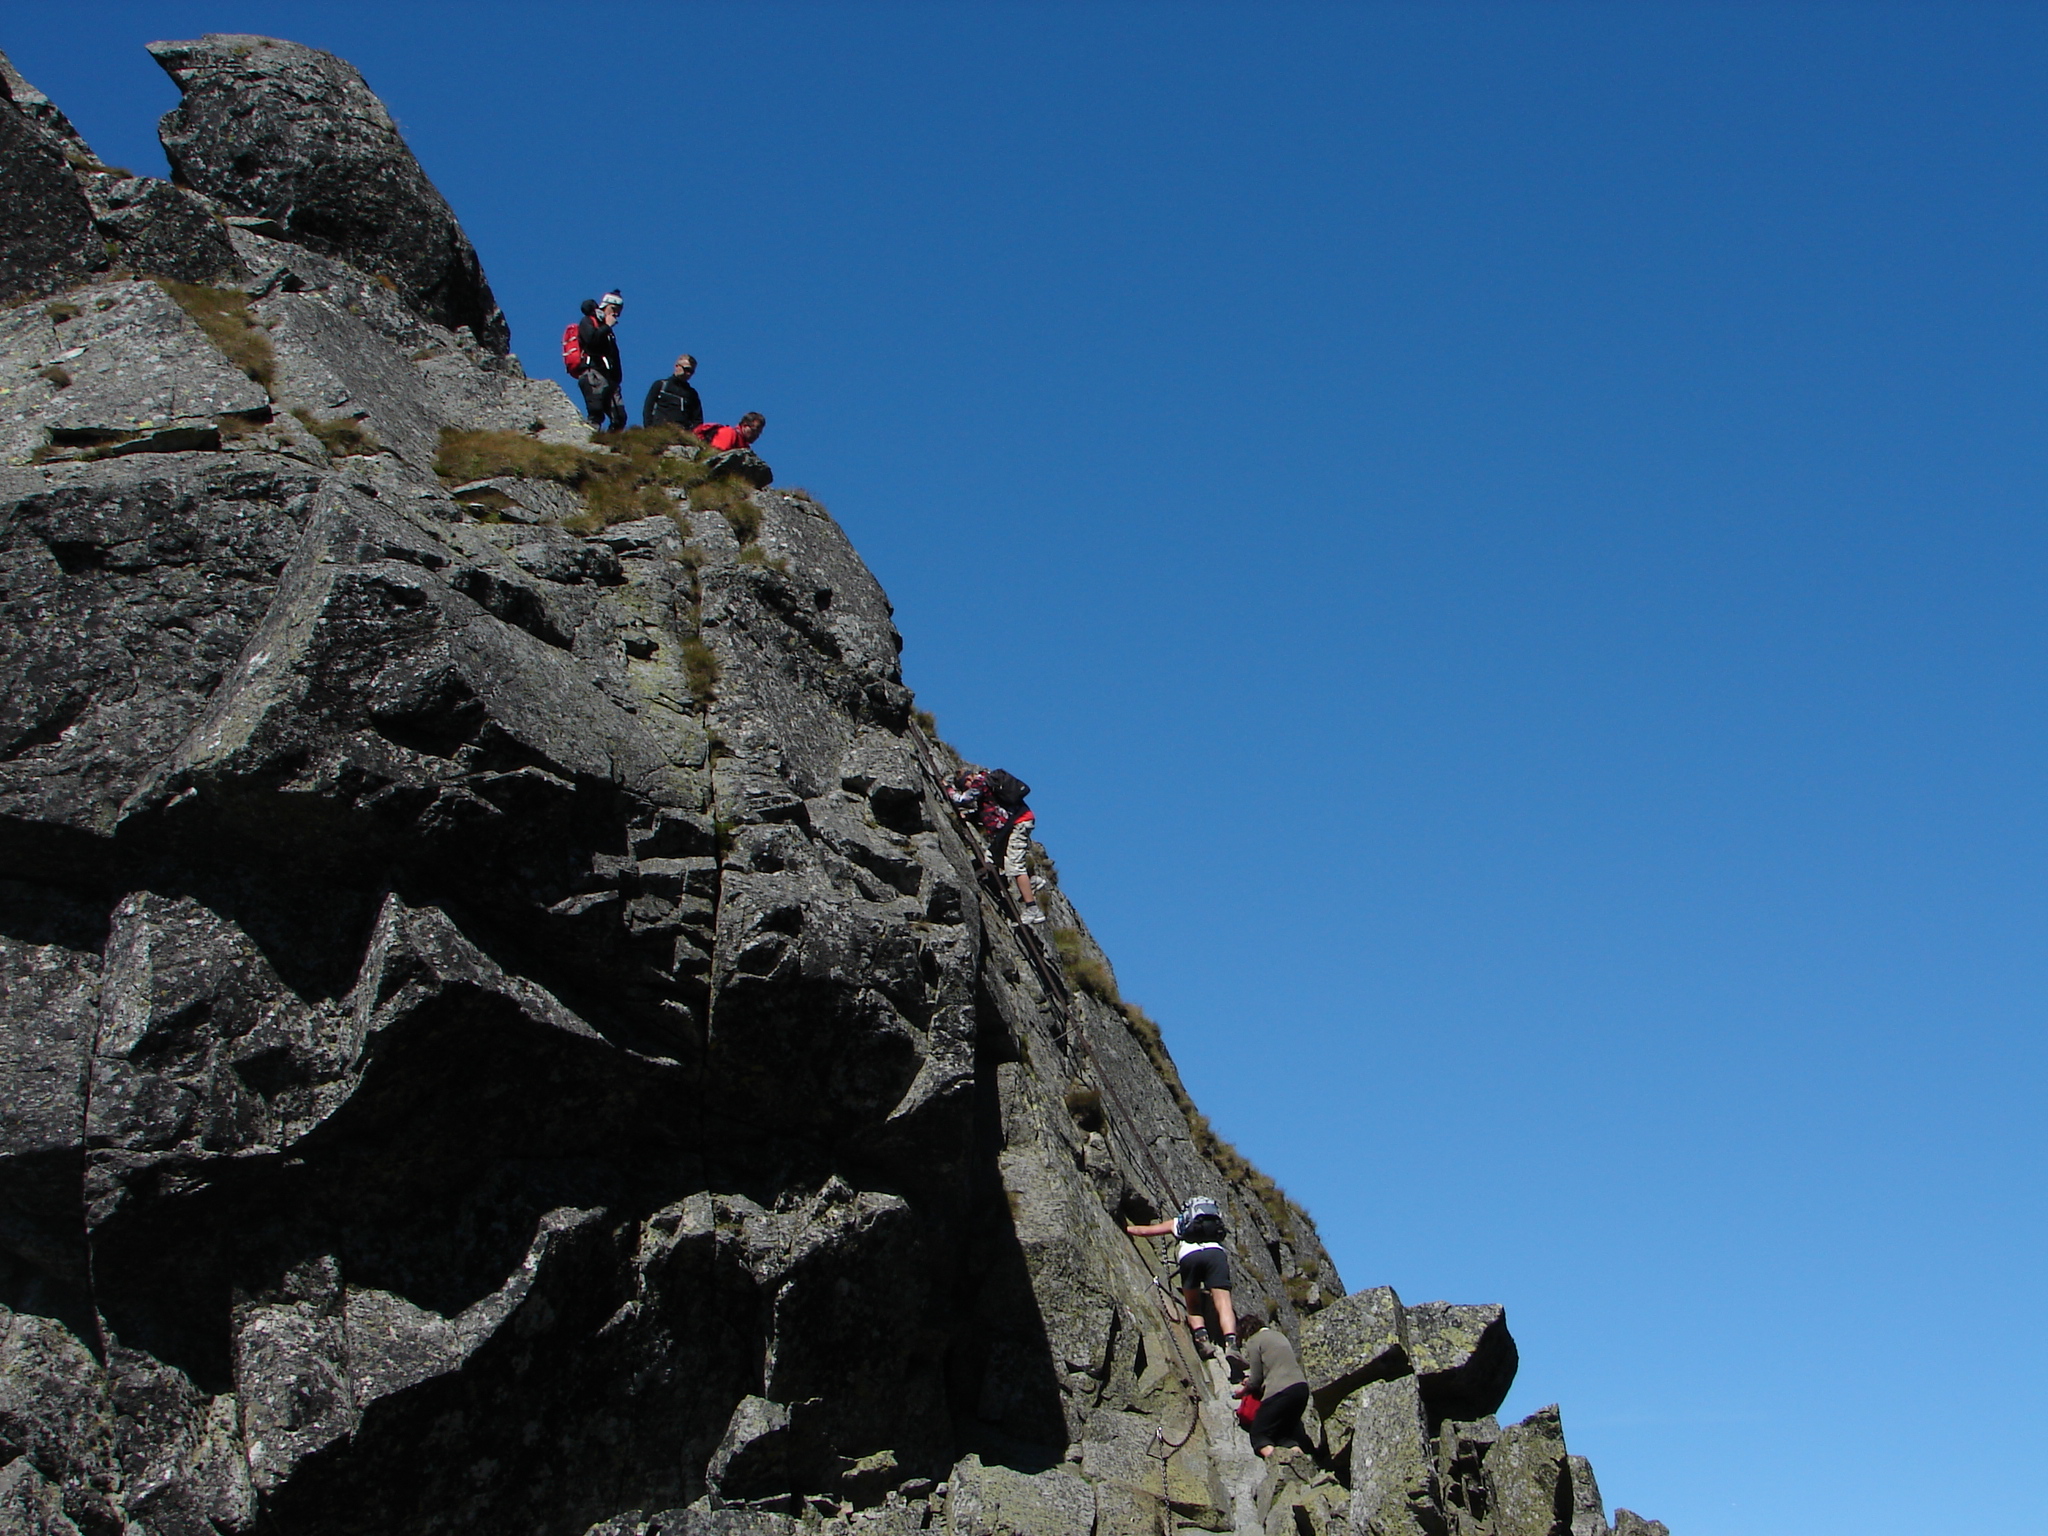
[1125,1221,1175,1238]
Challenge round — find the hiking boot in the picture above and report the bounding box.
[1223,1335,1246,1369]
[1191,1328,1215,1359]
[1021,902,1045,925]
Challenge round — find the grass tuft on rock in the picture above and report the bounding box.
[292,409,378,458]
[688,474,761,543]
[157,280,274,389]
[681,639,721,707]
[1051,927,1119,1004]
[1064,1083,1105,1132]
[436,425,758,535]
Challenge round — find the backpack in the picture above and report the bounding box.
[562,322,585,376]
[1176,1196,1225,1245]
[985,769,1030,808]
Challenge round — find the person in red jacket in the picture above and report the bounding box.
[695,412,764,452]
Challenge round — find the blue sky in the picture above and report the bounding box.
[12,4,2046,1531]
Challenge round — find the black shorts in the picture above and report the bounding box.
[1177,1246,1231,1292]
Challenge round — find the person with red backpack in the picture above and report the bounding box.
[563,291,625,431]
[946,767,1043,924]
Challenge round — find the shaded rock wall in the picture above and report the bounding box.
[0,36,1667,1536]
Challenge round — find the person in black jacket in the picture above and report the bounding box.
[643,355,703,430]
[576,292,626,431]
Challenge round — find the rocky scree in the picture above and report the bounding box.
[0,34,1669,1536]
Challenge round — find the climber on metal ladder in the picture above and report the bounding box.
[1125,1196,1244,1370]
[945,766,1044,924]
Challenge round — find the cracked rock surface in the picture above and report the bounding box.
[0,34,1666,1536]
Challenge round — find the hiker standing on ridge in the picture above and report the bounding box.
[947,768,1044,924]
[1125,1196,1242,1365]
[1230,1308,1310,1458]
[571,292,626,432]
[644,355,703,430]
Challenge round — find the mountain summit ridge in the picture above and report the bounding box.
[0,35,1665,1536]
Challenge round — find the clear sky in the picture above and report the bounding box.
[11,4,2045,1532]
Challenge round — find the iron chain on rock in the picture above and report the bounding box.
[908,722,1223,1512]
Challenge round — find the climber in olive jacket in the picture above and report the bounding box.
[1231,1309,1310,1456]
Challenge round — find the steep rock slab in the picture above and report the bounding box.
[32,279,269,449]
[0,453,320,847]
[1345,1376,1438,1536]
[0,96,98,307]
[150,34,510,351]
[0,42,1674,1533]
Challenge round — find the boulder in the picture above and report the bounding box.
[708,1396,792,1499]
[1611,1514,1669,1536]
[945,1456,1096,1536]
[1298,1285,1409,1417]
[1403,1300,1519,1423]
[1345,1375,1438,1536]
[150,35,510,351]
[1483,1405,1572,1536]
[1254,1448,1342,1536]
[1080,1406,1217,1517]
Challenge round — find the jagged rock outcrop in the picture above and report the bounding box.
[0,45,244,308]
[150,35,510,352]
[0,36,1668,1536]
[0,87,99,306]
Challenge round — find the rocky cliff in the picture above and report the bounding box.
[0,36,1666,1536]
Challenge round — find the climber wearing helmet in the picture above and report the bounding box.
[1126,1195,1242,1368]
[575,290,626,432]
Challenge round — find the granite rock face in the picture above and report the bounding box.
[151,35,511,352]
[0,46,243,305]
[0,34,1669,1536]
[0,91,98,306]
